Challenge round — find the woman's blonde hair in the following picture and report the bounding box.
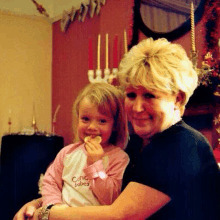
[73,82,128,149]
[118,38,199,113]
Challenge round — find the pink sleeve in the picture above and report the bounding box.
[83,149,130,205]
[42,143,79,205]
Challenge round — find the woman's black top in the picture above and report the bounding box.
[123,120,220,220]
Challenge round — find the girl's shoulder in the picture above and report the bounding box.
[57,142,84,157]
[105,146,129,161]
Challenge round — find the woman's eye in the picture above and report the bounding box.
[126,92,136,99]
[81,117,89,121]
[100,119,107,123]
[144,93,155,99]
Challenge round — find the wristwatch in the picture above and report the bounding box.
[39,204,54,220]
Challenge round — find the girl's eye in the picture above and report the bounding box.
[144,93,155,99]
[100,119,107,124]
[126,92,136,99]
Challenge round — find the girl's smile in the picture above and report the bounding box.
[77,97,114,148]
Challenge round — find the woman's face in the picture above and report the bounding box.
[125,86,180,141]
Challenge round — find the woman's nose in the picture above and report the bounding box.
[133,97,145,112]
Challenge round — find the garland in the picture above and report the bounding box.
[199,0,220,91]
[203,0,220,56]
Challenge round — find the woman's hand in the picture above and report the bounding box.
[85,139,104,166]
[28,207,42,220]
[13,199,40,220]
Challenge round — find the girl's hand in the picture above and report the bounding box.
[85,139,104,166]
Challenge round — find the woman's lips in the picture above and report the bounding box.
[132,117,150,121]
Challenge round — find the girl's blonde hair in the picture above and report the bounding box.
[118,38,199,114]
[73,82,128,149]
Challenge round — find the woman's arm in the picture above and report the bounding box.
[13,198,42,220]
[32,182,170,220]
[41,153,64,205]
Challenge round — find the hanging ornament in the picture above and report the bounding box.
[31,0,49,17]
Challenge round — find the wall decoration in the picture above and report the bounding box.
[60,0,107,33]
[31,0,49,17]
[60,10,71,32]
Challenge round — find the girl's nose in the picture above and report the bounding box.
[88,121,98,130]
[133,97,145,112]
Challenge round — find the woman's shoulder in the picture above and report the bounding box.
[161,120,210,145]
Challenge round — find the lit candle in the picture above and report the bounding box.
[113,34,118,68]
[8,109,11,123]
[190,2,196,52]
[124,29,128,54]
[97,34,101,70]
[88,37,93,70]
[8,109,11,133]
[106,33,109,69]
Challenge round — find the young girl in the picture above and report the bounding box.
[41,82,129,207]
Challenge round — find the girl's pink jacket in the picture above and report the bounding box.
[42,142,129,207]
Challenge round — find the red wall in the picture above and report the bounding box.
[52,0,133,144]
[52,0,219,145]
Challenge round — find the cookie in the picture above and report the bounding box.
[84,136,102,143]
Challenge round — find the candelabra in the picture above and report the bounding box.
[88,68,118,83]
[88,31,127,84]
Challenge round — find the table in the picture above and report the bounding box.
[0,134,64,220]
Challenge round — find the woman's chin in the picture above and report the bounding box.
[133,126,152,139]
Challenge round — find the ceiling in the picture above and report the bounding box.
[0,0,86,21]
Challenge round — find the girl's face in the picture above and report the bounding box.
[125,86,180,142]
[77,97,114,148]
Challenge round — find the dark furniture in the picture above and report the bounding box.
[0,134,64,220]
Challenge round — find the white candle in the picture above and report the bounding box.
[97,34,101,70]
[106,33,109,69]
[124,29,128,54]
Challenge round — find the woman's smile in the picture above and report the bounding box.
[132,117,151,125]
[125,86,179,141]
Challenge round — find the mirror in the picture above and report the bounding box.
[130,0,206,45]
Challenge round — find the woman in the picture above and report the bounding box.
[14,38,220,220]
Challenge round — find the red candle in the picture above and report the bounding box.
[113,35,118,68]
[88,37,93,70]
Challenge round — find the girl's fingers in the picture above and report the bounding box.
[85,142,95,152]
[86,141,98,150]
[89,140,103,150]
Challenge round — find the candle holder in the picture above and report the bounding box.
[190,50,198,70]
[88,68,118,83]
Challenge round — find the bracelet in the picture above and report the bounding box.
[34,198,43,209]
[38,204,54,220]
